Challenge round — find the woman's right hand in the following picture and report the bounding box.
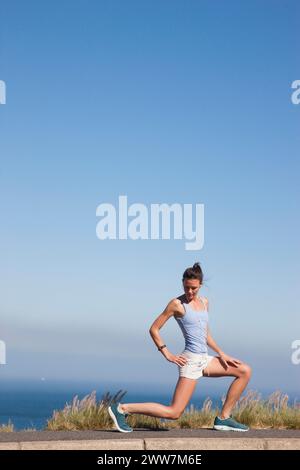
[165,352,188,367]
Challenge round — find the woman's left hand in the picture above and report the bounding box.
[218,352,242,370]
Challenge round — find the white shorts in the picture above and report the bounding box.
[178,350,215,380]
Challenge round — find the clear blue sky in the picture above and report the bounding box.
[0,0,299,395]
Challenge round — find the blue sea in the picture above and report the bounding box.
[0,380,221,430]
[0,381,298,431]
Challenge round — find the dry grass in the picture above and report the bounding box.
[1,389,298,432]
[45,389,300,431]
[46,390,126,431]
[0,420,14,432]
[231,390,300,429]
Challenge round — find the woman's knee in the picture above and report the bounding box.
[168,407,184,420]
[238,363,252,378]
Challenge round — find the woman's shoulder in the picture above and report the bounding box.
[172,296,185,317]
[200,296,209,311]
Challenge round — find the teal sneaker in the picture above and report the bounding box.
[108,402,133,433]
[213,416,249,432]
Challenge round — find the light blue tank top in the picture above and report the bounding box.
[174,296,208,354]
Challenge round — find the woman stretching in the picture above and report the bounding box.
[108,262,251,432]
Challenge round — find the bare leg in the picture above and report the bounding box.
[120,377,197,420]
[203,357,252,418]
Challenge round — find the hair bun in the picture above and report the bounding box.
[192,262,201,272]
[182,262,203,283]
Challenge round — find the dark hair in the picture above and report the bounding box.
[182,262,203,284]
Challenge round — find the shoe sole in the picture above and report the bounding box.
[213,425,249,432]
[108,406,133,433]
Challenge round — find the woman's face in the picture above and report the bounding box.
[183,279,201,301]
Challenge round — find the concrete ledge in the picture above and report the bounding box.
[148,438,300,450]
[20,439,144,450]
[0,442,21,450]
[0,438,299,450]
[145,438,267,450]
[265,439,300,450]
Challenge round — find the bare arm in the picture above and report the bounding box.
[207,327,224,355]
[205,298,242,369]
[149,299,187,367]
[203,298,224,355]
